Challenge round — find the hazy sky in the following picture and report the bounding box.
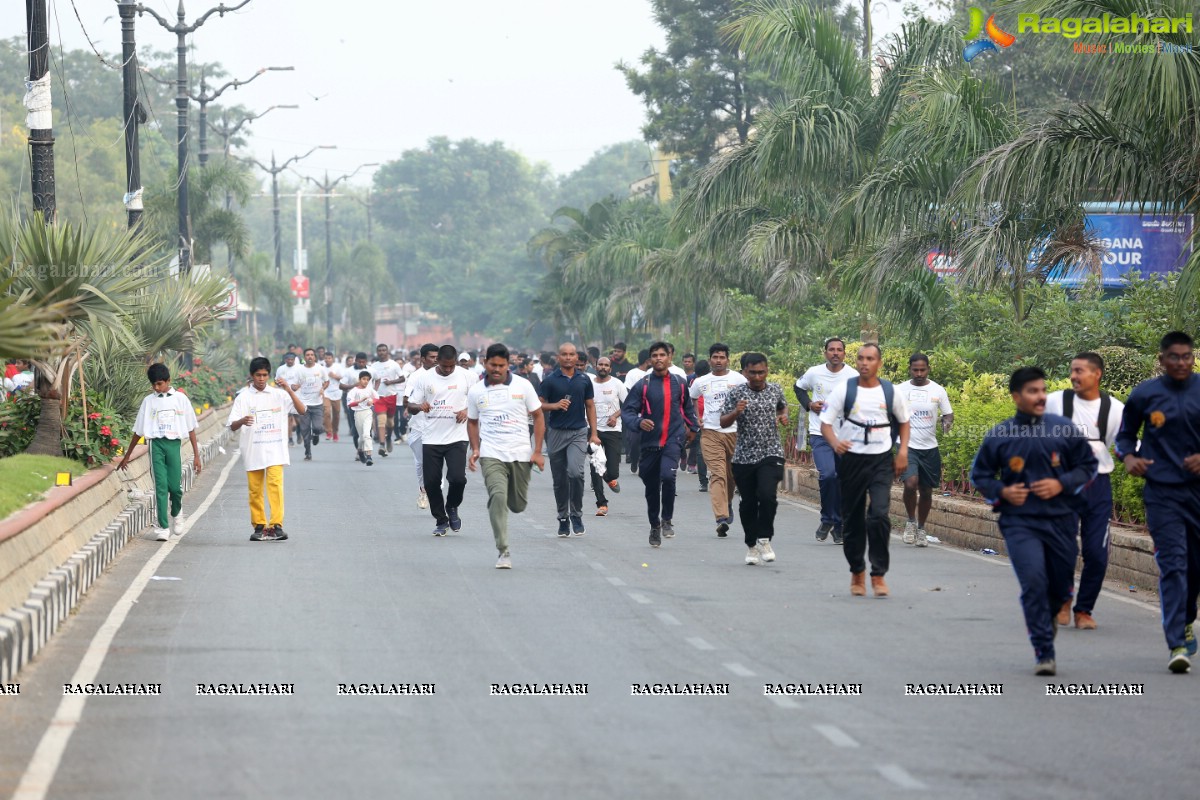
[6,1,910,185]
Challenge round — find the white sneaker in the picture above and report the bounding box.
[758,539,775,563]
[417,491,429,510]
[496,551,512,569]
[902,520,916,545]
[915,527,929,547]
[745,545,760,565]
[154,527,170,542]
[172,513,186,535]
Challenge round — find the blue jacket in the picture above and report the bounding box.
[621,372,698,450]
[970,411,1098,517]
[1114,374,1200,486]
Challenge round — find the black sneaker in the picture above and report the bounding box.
[699,484,708,492]
[570,515,585,536]
[716,518,729,538]
[365,457,374,466]
[304,454,312,461]
[433,522,449,537]
[448,507,462,532]
[815,523,832,542]
[270,526,288,541]
[1034,658,1056,676]
[649,526,662,548]
[661,519,675,538]
[379,449,389,457]
[557,518,570,537]
[250,524,266,541]
[831,526,844,545]
[312,434,320,446]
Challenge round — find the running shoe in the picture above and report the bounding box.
[649,526,662,548]
[902,520,916,545]
[496,551,512,569]
[915,527,929,547]
[365,457,374,466]
[570,515,585,536]
[745,545,760,565]
[608,479,620,493]
[171,513,185,535]
[558,518,570,537]
[1185,623,1197,656]
[1169,647,1191,673]
[758,539,775,563]
[433,522,449,537]
[250,524,266,541]
[596,506,608,517]
[831,526,844,545]
[661,519,675,538]
[1034,658,1057,676]
[270,526,288,541]
[312,434,320,446]
[154,526,170,542]
[448,507,462,532]
[815,523,831,542]
[716,518,729,538]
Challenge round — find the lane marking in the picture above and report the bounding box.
[723,662,756,677]
[655,612,681,626]
[813,724,859,748]
[13,449,240,800]
[686,637,715,651]
[877,763,927,790]
[769,695,801,710]
[588,561,606,572]
[605,576,626,587]
[627,592,652,605]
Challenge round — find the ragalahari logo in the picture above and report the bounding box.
[963,8,1016,61]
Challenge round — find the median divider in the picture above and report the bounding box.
[0,404,232,683]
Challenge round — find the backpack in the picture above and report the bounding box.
[842,377,900,444]
[1061,389,1111,443]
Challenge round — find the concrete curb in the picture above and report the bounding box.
[0,422,231,684]
[782,462,1160,593]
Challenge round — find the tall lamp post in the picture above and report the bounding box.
[302,163,379,342]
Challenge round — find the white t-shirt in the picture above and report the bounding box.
[796,364,855,435]
[1045,390,1125,474]
[467,374,540,461]
[820,380,911,455]
[624,367,648,390]
[340,364,367,391]
[896,379,953,451]
[408,366,477,445]
[227,386,293,471]
[345,385,379,414]
[404,367,431,433]
[668,364,686,379]
[323,363,344,400]
[532,362,545,379]
[371,359,405,398]
[690,370,748,432]
[132,390,198,440]
[590,377,628,432]
[295,363,328,407]
[275,363,301,388]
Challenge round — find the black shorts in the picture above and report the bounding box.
[901,447,942,488]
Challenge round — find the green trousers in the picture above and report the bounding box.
[481,458,532,554]
[149,438,183,528]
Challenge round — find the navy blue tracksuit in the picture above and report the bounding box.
[1115,374,1200,651]
[621,372,698,525]
[971,412,1098,662]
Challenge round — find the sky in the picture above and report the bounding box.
[5,0,911,186]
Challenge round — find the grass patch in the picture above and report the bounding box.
[0,455,88,521]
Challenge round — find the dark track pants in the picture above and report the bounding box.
[1145,481,1200,650]
[839,451,893,576]
[638,438,682,526]
[423,441,468,525]
[1072,473,1112,615]
[731,456,784,547]
[999,514,1078,662]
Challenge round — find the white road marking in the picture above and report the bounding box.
[13,449,241,800]
[606,576,626,587]
[588,561,606,572]
[627,592,652,605]
[877,763,927,789]
[769,695,801,710]
[686,637,715,651]
[655,612,681,626]
[813,724,859,748]
[723,662,756,677]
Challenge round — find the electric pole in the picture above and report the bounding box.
[136,0,253,277]
[119,0,146,231]
[302,163,379,341]
[248,145,335,343]
[25,0,55,222]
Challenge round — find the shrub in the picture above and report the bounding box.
[59,391,133,467]
[1093,346,1155,394]
[0,393,41,456]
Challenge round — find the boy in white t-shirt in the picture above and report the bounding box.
[322,352,344,442]
[227,357,307,541]
[117,363,200,541]
[345,370,380,466]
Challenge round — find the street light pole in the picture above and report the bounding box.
[25,0,55,222]
[118,0,145,231]
[136,0,253,276]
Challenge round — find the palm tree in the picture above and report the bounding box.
[951,0,1199,320]
[144,159,253,267]
[238,252,290,353]
[0,276,70,359]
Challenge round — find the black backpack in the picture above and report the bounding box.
[842,377,901,444]
[1061,389,1111,443]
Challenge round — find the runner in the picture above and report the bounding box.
[1045,352,1124,630]
[621,341,699,548]
[589,356,627,516]
[370,343,406,457]
[467,343,546,568]
[972,366,1098,675]
[896,353,954,547]
[345,370,379,465]
[1115,332,1200,673]
[691,343,746,537]
[404,343,439,508]
[539,342,600,537]
[821,343,910,598]
[339,352,370,454]
[609,342,633,380]
[294,348,328,461]
[274,351,302,446]
[322,352,344,442]
[408,345,478,536]
[795,337,854,543]
[720,352,787,564]
[623,348,652,475]
[227,357,307,541]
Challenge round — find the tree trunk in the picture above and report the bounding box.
[25,394,64,457]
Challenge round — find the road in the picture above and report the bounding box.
[1,434,1196,799]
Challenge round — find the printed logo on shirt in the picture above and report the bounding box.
[1149,410,1166,427]
[1050,451,1061,468]
[1008,456,1026,473]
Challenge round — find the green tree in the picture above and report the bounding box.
[556,141,653,210]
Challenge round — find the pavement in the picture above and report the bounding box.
[1,432,1197,800]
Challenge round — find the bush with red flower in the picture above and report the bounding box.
[59,391,134,467]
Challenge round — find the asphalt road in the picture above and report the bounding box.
[2,433,1197,799]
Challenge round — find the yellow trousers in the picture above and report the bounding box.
[246,465,284,526]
